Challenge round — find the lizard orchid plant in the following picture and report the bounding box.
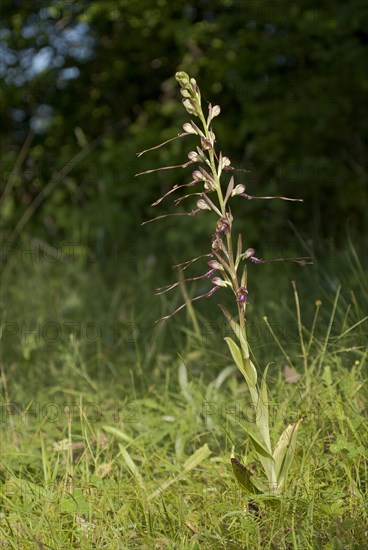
[137,72,310,496]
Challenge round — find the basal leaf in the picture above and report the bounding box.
[273,418,303,487]
[256,365,271,452]
[241,421,274,460]
[231,457,261,494]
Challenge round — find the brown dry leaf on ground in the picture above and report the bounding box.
[283,365,301,383]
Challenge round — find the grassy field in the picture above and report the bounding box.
[1,239,367,549]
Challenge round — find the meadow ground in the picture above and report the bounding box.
[1,239,367,549]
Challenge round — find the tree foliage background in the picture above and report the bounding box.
[1,0,367,268]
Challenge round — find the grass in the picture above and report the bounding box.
[0,239,367,549]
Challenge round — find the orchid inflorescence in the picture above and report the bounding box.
[137,71,310,324]
[137,72,311,495]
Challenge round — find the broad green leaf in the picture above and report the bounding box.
[234,418,276,487]
[224,336,256,388]
[240,421,274,460]
[246,359,258,390]
[224,335,244,367]
[231,457,262,494]
[220,305,252,362]
[220,305,242,340]
[220,309,258,386]
[256,365,271,452]
[273,418,303,487]
[229,411,276,487]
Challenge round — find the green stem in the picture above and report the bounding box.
[198,108,243,327]
[197,100,277,492]
[198,111,226,213]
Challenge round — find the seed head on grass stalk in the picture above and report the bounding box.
[137,72,311,496]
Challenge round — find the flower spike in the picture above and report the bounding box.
[139,72,311,496]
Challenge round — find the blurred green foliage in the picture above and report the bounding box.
[1,0,367,266]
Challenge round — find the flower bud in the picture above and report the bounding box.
[175,71,190,87]
[188,151,201,162]
[182,99,197,115]
[204,180,215,190]
[190,78,201,98]
[197,199,211,210]
[208,260,223,270]
[192,170,204,181]
[212,105,221,118]
[207,104,221,125]
[183,122,197,134]
[244,248,256,259]
[180,89,192,98]
[212,277,228,288]
[231,184,246,197]
[222,156,231,168]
